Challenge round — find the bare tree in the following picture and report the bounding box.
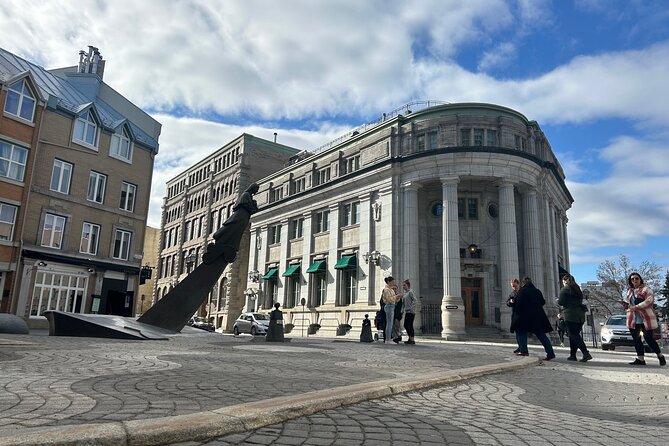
[594,254,663,312]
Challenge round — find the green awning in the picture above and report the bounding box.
[262,267,278,279]
[306,259,327,274]
[282,264,301,277]
[334,255,357,270]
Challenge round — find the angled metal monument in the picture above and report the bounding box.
[45,183,260,340]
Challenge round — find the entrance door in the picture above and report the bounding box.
[461,278,483,325]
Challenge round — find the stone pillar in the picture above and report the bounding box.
[278,218,290,307]
[522,189,543,292]
[300,212,313,308]
[563,215,570,272]
[440,177,465,339]
[358,192,372,304]
[326,204,340,305]
[402,182,421,334]
[543,196,558,302]
[498,180,519,332]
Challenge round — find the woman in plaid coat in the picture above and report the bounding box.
[624,272,666,366]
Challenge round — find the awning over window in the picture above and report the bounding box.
[262,267,278,280]
[306,259,327,274]
[282,264,301,277]
[334,255,357,270]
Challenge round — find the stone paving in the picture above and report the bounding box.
[189,349,669,446]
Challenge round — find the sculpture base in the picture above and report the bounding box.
[44,311,178,340]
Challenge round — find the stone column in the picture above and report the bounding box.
[326,204,340,305]
[402,182,421,333]
[278,218,290,307]
[300,213,313,307]
[357,192,373,304]
[563,215,570,272]
[543,196,558,302]
[522,189,543,292]
[498,180,519,332]
[440,177,465,339]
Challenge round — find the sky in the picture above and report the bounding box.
[2,0,669,284]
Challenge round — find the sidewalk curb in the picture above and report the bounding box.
[0,357,539,446]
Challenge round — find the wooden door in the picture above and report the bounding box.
[462,278,483,325]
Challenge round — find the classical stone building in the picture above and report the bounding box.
[155,134,299,331]
[245,101,573,339]
[1,46,160,327]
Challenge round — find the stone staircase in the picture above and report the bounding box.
[464,325,516,343]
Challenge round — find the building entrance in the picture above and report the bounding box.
[462,278,483,325]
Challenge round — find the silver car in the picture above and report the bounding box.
[233,312,270,336]
[600,314,660,351]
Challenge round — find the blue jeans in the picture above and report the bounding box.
[517,331,555,357]
[383,304,395,341]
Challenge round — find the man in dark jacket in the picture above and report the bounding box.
[510,277,555,360]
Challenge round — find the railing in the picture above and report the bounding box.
[420,303,442,335]
[313,100,448,154]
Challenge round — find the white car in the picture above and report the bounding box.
[233,312,270,336]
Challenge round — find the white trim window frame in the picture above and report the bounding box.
[4,78,36,122]
[41,213,66,249]
[112,229,132,260]
[0,140,28,182]
[30,271,87,317]
[0,202,18,241]
[288,217,304,239]
[87,171,107,204]
[50,159,73,194]
[269,224,281,245]
[342,201,360,226]
[110,127,133,162]
[73,110,99,149]
[120,181,136,212]
[314,209,329,233]
[79,222,100,255]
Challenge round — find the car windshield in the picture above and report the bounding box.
[253,313,269,321]
[606,315,626,326]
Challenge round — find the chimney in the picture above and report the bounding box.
[78,50,86,73]
[91,48,101,74]
[84,45,95,73]
[273,132,277,143]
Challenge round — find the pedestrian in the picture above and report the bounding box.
[624,272,666,366]
[558,274,592,362]
[381,276,399,343]
[510,277,555,360]
[556,316,566,347]
[391,291,404,343]
[402,279,417,345]
[507,278,521,353]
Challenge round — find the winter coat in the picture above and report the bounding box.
[557,285,586,324]
[625,285,659,331]
[510,282,553,335]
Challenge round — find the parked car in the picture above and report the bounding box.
[233,312,270,336]
[187,316,215,332]
[600,314,660,351]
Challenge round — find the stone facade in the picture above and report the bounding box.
[155,134,299,332]
[246,102,573,339]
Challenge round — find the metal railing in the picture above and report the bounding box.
[420,303,442,335]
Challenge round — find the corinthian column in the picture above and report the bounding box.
[441,177,465,339]
[499,181,519,331]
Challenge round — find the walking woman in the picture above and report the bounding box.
[558,274,592,362]
[624,272,666,366]
[510,277,555,360]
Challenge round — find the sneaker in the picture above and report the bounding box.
[404,340,415,345]
[543,355,556,361]
[580,352,593,363]
[659,355,666,366]
[515,352,529,356]
[567,356,577,361]
[393,337,401,344]
[513,348,520,353]
[629,358,646,366]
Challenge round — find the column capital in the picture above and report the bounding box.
[496,179,517,188]
[401,181,422,191]
[440,176,460,186]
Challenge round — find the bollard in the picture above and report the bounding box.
[360,314,374,342]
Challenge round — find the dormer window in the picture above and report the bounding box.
[4,79,36,122]
[73,110,99,148]
[110,126,132,161]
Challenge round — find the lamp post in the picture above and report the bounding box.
[363,250,381,266]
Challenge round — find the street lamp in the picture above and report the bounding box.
[245,288,257,312]
[248,269,260,282]
[363,250,381,266]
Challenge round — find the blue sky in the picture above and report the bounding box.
[3,0,669,284]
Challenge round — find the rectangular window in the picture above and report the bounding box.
[314,209,330,233]
[289,218,304,239]
[87,171,107,204]
[0,140,28,182]
[5,79,36,122]
[458,198,479,220]
[514,135,521,149]
[416,135,425,151]
[487,130,497,146]
[342,155,360,175]
[120,182,136,212]
[270,187,283,203]
[428,132,438,150]
[41,213,66,248]
[341,269,357,306]
[316,167,331,186]
[50,159,73,194]
[343,202,360,226]
[0,202,18,241]
[110,127,132,161]
[269,224,281,244]
[460,129,470,146]
[112,229,132,260]
[474,129,484,146]
[29,271,86,317]
[290,177,305,194]
[73,110,98,147]
[79,222,100,255]
[286,277,300,308]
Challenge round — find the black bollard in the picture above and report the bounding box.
[360,314,374,342]
[266,302,285,342]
